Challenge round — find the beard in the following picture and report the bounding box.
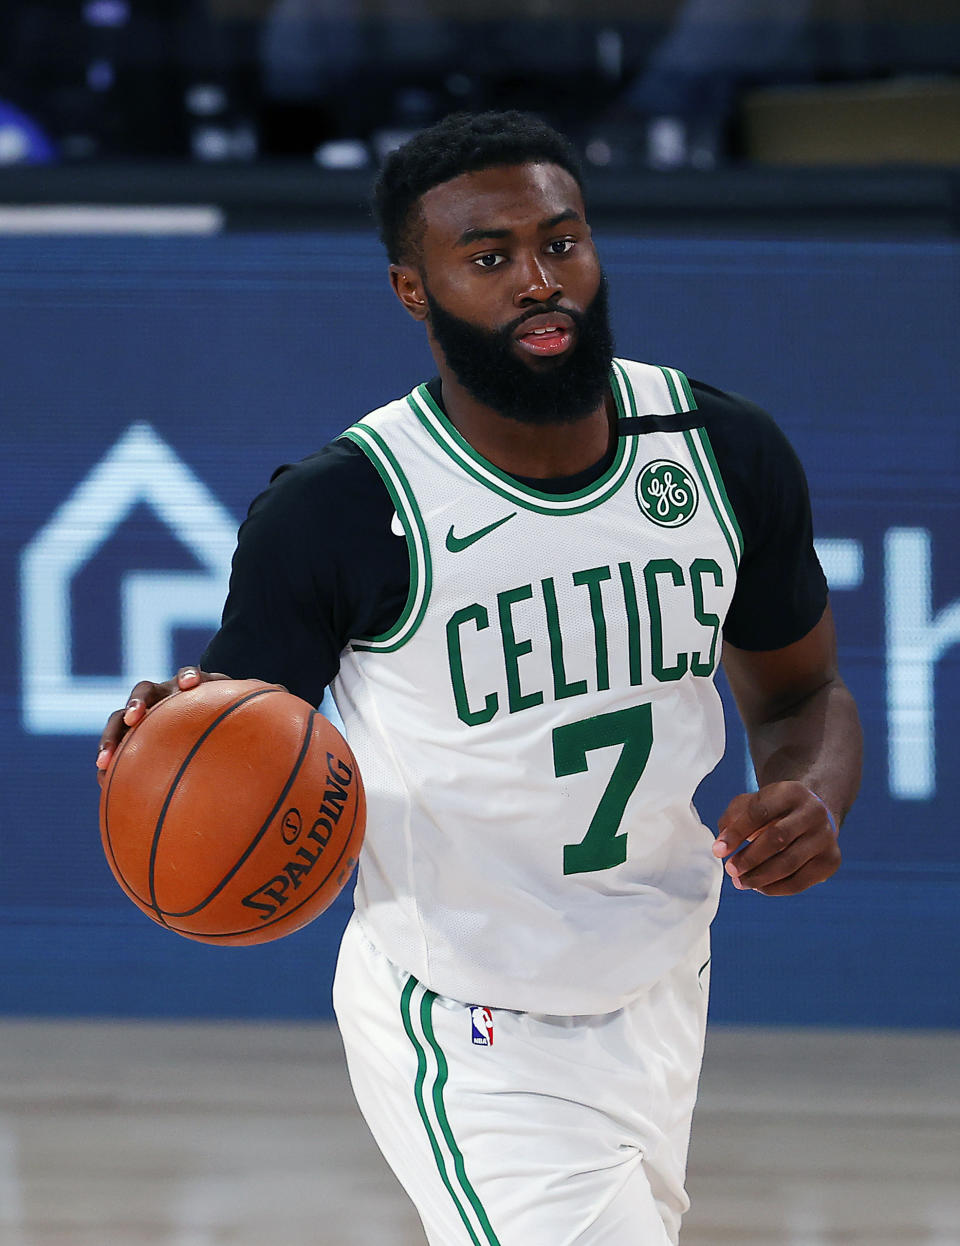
[423,274,615,426]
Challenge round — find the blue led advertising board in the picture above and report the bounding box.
[1,234,958,1025]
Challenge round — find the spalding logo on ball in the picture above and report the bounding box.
[99,680,366,945]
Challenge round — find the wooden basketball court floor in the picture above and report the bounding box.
[0,1021,957,1245]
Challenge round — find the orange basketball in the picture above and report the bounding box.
[99,679,365,945]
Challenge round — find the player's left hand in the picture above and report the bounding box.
[711,781,841,896]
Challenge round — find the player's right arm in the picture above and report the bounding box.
[94,437,409,784]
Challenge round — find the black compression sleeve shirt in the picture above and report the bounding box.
[201,438,406,706]
[201,377,827,702]
[691,380,827,650]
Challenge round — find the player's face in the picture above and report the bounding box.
[397,162,614,426]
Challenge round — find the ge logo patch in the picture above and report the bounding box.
[636,460,698,528]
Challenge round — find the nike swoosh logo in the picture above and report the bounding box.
[446,512,517,553]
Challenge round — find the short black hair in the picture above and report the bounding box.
[373,110,584,266]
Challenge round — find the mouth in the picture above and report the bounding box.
[513,312,576,358]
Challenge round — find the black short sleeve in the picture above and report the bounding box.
[691,381,828,651]
[200,439,409,705]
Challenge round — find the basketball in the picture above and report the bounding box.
[99,679,365,945]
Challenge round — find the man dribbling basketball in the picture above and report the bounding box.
[98,111,862,1244]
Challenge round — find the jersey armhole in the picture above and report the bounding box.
[652,365,744,569]
[682,425,744,569]
[339,424,432,652]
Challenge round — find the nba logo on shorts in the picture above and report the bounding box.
[470,1006,494,1047]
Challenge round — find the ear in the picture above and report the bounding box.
[390,265,429,322]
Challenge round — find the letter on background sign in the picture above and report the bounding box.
[20,423,238,735]
[886,528,960,799]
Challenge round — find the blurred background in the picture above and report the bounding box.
[0,0,959,171]
[1,2,959,1243]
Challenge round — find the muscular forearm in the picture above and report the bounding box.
[744,676,862,827]
[716,608,859,894]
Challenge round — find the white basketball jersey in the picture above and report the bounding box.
[332,359,742,1014]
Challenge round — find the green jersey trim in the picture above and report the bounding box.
[400,978,503,1246]
[653,365,740,566]
[683,427,744,568]
[659,365,699,414]
[697,426,745,555]
[340,425,432,651]
[612,358,640,419]
[405,364,639,515]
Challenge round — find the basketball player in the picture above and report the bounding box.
[97,112,862,1244]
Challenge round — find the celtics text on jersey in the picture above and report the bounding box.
[331,361,742,1015]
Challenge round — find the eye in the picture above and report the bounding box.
[548,238,575,255]
[473,253,505,269]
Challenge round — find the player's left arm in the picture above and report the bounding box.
[715,602,862,896]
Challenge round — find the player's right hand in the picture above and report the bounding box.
[95,667,229,786]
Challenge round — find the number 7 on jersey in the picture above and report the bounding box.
[554,703,654,875]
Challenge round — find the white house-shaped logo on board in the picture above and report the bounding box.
[20,423,238,735]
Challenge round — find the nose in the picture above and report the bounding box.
[513,251,562,307]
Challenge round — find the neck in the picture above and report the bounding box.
[437,367,615,479]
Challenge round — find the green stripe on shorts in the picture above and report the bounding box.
[400,978,502,1245]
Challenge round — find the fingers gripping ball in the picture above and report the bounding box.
[99,680,365,945]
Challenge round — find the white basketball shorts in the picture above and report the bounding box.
[333,914,711,1246]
